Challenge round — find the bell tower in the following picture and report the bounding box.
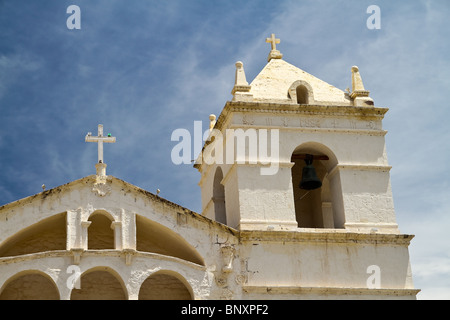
[196,34,398,234]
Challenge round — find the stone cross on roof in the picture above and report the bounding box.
[85,124,116,176]
[265,33,281,51]
[265,33,283,62]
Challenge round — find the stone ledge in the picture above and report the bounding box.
[243,285,420,297]
[209,101,389,138]
[223,100,388,117]
[239,229,414,245]
[0,249,207,270]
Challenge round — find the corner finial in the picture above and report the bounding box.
[231,61,253,102]
[265,33,283,62]
[351,66,366,92]
[350,66,374,106]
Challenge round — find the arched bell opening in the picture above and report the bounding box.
[87,211,115,250]
[291,142,345,229]
[213,166,227,225]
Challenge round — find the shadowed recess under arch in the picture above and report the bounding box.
[0,212,66,258]
[139,270,193,300]
[70,267,127,300]
[0,271,60,300]
[136,214,205,266]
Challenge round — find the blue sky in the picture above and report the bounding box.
[0,0,449,299]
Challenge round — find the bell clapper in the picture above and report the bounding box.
[298,191,311,201]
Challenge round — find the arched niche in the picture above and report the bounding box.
[138,270,193,300]
[0,212,67,258]
[0,271,60,300]
[213,166,227,225]
[288,80,315,104]
[296,85,309,104]
[291,142,345,228]
[87,211,115,250]
[136,214,205,266]
[70,267,127,300]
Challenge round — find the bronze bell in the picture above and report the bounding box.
[299,154,322,190]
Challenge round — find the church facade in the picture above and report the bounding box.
[0,35,419,300]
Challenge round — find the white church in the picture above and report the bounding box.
[0,34,419,300]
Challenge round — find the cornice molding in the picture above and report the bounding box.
[243,285,420,296]
[239,229,414,245]
[215,101,389,132]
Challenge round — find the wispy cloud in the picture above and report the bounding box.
[0,52,43,99]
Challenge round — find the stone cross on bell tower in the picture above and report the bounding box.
[265,33,283,62]
[85,124,116,177]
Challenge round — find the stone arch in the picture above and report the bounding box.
[288,80,315,104]
[0,270,60,300]
[0,212,67,258]
[70,266,127,300]
[291,142,345,228]
[213,166,227,225]
[136,214,205,266]
[87,210,115,250]
[138,270,193,300]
